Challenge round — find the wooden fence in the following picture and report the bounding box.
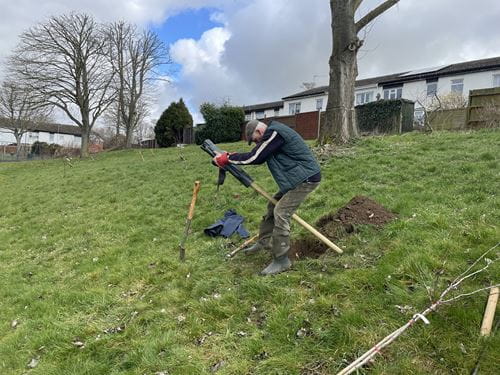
[428,108,467,131]
[466,87,500,129]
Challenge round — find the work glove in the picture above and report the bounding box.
[214,152,230,168]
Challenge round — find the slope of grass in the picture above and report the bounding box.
[0,130,498,374]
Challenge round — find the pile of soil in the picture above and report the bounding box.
[289,195,396,259]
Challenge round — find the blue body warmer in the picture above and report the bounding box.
[204,209,249,238]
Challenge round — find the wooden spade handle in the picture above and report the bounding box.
[187,181,201,220]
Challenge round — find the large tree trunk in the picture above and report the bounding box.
[320,1,360,145]
[319,0,400,145]
[14,131,22,159]
[125,128,133,148]
[81,128,90,157]
[80,107,91,157]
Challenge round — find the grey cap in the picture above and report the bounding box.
[245,120,259,145]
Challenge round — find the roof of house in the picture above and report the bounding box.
[243,100,284,112]
[282,87,328,100]
[0,118,82,136]
[379,56,500,85]
[281,56,500,100]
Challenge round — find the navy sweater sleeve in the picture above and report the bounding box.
[228,130,284,165]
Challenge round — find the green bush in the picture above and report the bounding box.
[356,99,414,134]
[31,141,62,156]
[155,98,193,147]
[195,103,245,144]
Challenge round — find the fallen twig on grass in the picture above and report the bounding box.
[227,234,258,258]
[337,242,499,375]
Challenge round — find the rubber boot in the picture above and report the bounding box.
[244,239,272,255]
[243,241,264,255]
[260,254,292,276]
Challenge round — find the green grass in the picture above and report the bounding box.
[0,130,499,374]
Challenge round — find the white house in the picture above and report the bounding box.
[0,120,82,148]
[244,56,500,121]
[243,100,283,121]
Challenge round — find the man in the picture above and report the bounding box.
[213,119,321,275]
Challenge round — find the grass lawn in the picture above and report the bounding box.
[0,130,498,374]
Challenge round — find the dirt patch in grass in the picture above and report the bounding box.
[289,195,396,259]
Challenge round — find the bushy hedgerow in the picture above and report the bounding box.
[195,103,245,145]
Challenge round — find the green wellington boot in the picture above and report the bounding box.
[260,254,292,276]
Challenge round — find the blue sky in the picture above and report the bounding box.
[153,7,221,45]
[151,7,223,78]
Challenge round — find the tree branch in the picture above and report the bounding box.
[355,0,399,32]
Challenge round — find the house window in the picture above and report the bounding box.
[356,91,373,105]
[245,113,251,121]
[383,87,402,100]
[288,102,301,115]
[28,132,39,142]
[256,111,265,119]
[316,98,323,111]
[493,74,500,87]
[426,82,438,96]
[451,78,464,94]
[49,133,54,143]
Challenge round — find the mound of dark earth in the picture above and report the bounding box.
[289,195,396,259]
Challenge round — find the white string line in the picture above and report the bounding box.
[336,243,499,375]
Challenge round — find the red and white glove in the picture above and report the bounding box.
[214,152,230,168]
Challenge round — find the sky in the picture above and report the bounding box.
[1,0,499,125]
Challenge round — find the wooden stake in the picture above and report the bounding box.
[179,181,201,261]
[480,287,499,336]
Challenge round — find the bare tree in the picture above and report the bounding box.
[320,0,400,145]
[476,100,500,128]
[102,95,150,147]
[415,92,468,132]
[10,13,115,157]
[427,92,467,111]
[0,81,51,158]
[102,100,124,145]
[106,21,169,148]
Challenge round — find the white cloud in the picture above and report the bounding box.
[0,0,226,66]
[0,0,228,123]
[162,0,332,122]
[137,0,500,123]
[2,0,500,126]
[171,27,231,74]
[186,0,500,107]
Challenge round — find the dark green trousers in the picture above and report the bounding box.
[257,181,319,257]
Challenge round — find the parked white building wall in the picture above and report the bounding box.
[245,57,500,121]
[246,108,280,120]
[244,101,283,120]
[0,129,81,147]
[283,93,327,116]
[355,70,500,108]
[283,70,500,117]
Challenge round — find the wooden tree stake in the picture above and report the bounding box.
[480,287,499,336]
